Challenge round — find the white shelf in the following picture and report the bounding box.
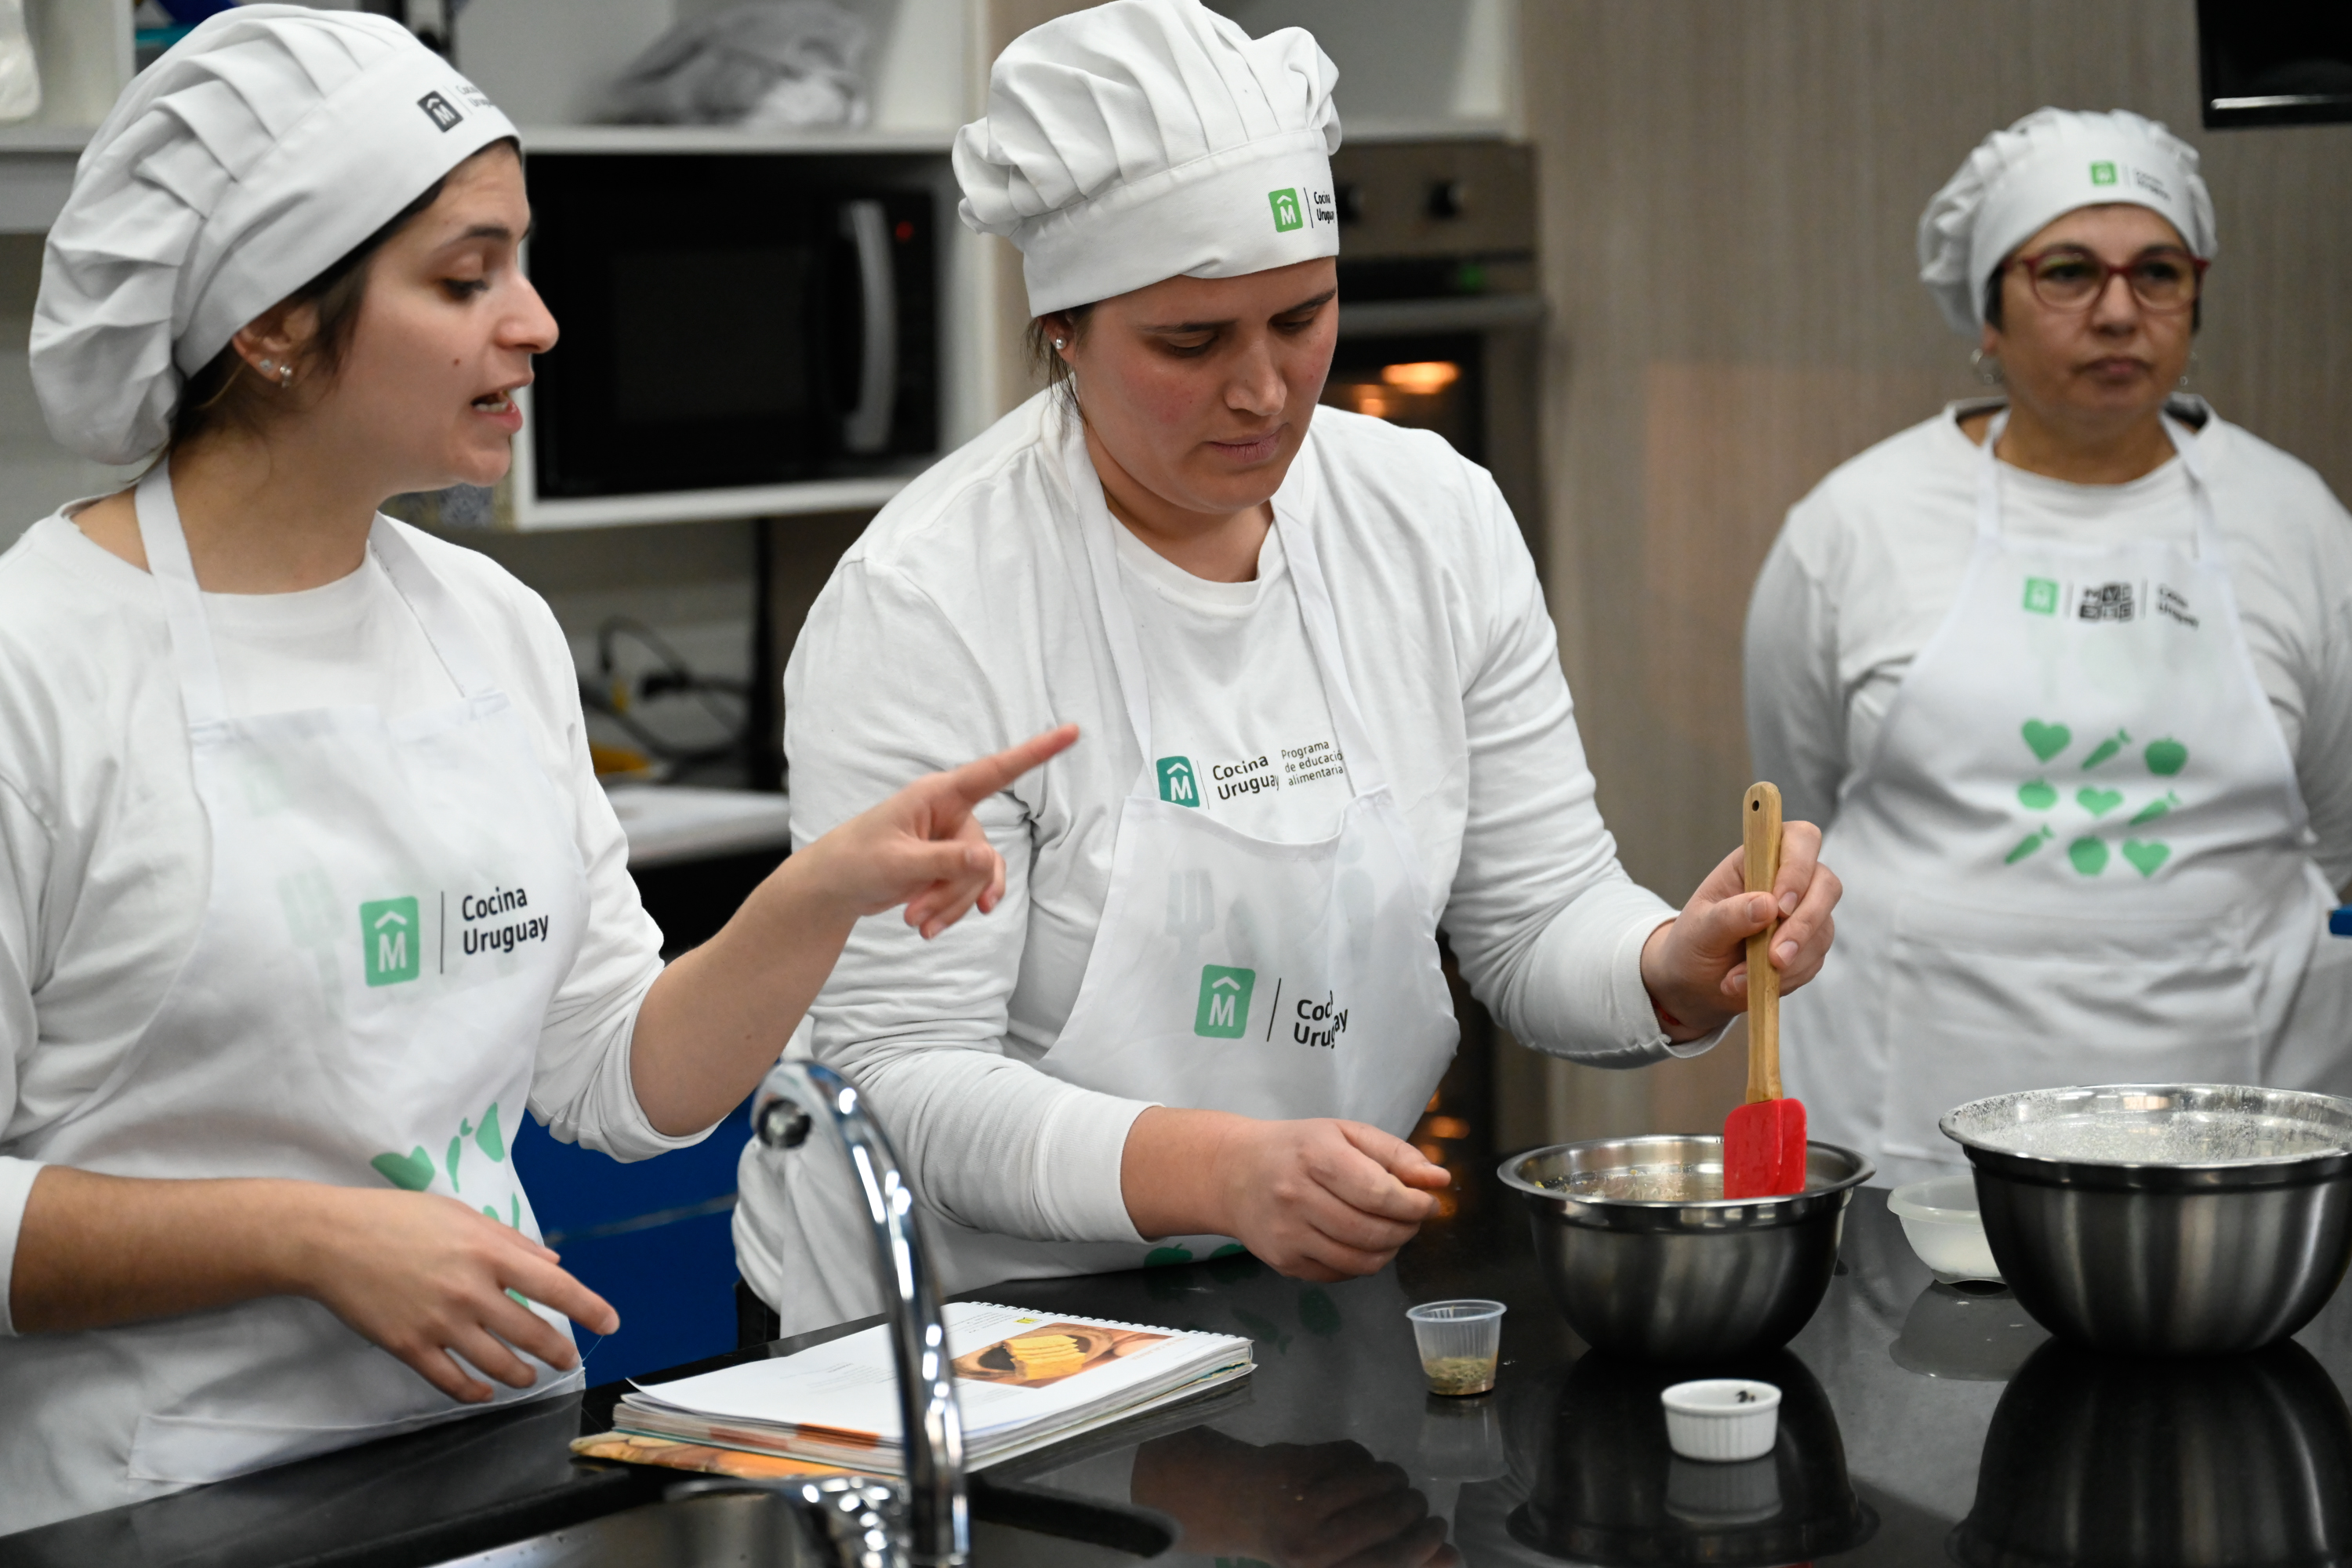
[510,476,913,532]
[520,124,957,155]
[456,0,978,135]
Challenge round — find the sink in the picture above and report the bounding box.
[433,1479,895,1568]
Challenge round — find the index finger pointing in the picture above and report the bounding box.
[944,724,1080,808]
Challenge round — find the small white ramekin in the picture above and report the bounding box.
[1661,1378,1782,1462]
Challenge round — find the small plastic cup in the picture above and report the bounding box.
[1888,1174,2003,1284]
[1406,1299,1505,1396]
[1661,1378,1781,1462]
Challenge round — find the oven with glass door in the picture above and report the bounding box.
[1323,139,1544,574]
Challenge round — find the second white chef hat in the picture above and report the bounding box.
[31,5,517,465]
[1918,107,2215,334]
[954,0,1341,317]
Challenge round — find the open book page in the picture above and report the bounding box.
[627,1302,1251,1445]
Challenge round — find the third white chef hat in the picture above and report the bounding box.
[954,0,1341,317]
[31,5,517,465]
[1917,107,2215,334]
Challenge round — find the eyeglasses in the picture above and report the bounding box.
[2005,245,2209,313]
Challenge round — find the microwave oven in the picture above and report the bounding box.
[517,150,939,524]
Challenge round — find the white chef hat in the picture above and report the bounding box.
[954,0,1341,318]
[1917,107,2216,334]
[31,5,518,465]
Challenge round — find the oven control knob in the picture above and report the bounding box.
[1426,179,1468,220]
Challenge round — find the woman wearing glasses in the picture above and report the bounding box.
[1747,108,2352,1185]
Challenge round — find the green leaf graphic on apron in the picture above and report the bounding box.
[2077,786,2124,817]
[2132,791,2182,826]
[2123,840,2172,877]
[2022,720,2072,763]
[1145,1246,1194,1268]
[475,1103,505,1163]
[2005,826,2054,865]
[2069,837,2110,876]
[371,1146,435,1192]
[1297,1287,1342,1338]
[2018,779,2058,810]
[445,1135,465,1192]
[2081,728,2130,770]
[2145,737,2189,776]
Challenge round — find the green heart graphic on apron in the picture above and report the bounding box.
[2018,779,2057,810]
[2077,787,2125,816]
[2022,720,2072,762]
[2081,728,2130,770]
[2145,737,2188,775]
[370,1146,435,1192]
[2123,840,2172,877]
[2005,826,2054,864]
[2068,837,2110,876]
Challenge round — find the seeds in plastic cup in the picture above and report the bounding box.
[1406,1299,1506,1396]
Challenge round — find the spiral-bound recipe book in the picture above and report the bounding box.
[613,1302,1254,1473]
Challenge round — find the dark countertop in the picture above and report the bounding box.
[9,1182,2352,1566]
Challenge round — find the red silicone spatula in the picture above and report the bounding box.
[1723,781,1808,1199]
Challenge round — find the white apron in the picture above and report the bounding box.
[920,436,1462,1287]
[0,469,588,1530]
[1782,408,2340,1186]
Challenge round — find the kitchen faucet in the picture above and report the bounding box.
[681,1059,968,1568]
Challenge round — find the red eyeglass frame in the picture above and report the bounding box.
[2003,245,2212,312]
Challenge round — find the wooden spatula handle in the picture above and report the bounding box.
[1743,782,1784,1105]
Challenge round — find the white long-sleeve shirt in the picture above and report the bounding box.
[0,506,697,1334]
[1746,401,2352,886]
[736,393,1697,1331]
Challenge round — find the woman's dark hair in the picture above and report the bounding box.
[168,138,520,450]
[1023,303,1096,402]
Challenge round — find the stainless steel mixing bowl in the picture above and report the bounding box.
[1943,1084,2352,1356]
[1499,1135,1873,1363]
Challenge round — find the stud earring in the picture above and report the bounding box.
[1053,338,1065,350]
[1969,348,2005,387]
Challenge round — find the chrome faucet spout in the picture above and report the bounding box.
[757,1062,969,1567]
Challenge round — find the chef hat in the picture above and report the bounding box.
[1917,107,2215,334]
[31,5,517,465]
[954,0,1341,317]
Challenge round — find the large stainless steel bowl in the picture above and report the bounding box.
[1942,1083,2352,1356]
[1499,1135,1873,1362]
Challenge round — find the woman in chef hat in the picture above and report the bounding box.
[1748,108,2352,1187]
[731,0,1843,1339]
[0,6,1065,1530]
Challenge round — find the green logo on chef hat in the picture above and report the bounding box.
[1268,187,1305,233]
[2089,161,2118,186]
[361,896,422,987]
[1157,756,1200,807]
[1196,964,1255,1038]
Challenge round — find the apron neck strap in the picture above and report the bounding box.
[135,465,230,730]
[1066,424,1389,801]
[132,466,503,733]
[1974,405,2223,561]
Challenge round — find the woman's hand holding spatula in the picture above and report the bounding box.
[1636,790,1841,1047]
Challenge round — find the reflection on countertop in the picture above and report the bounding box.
[13,1188,2352,1566]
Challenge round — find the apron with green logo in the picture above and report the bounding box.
[923,431,1461,1287]
[1781,408,2341,1186]
[0,466,587,1525]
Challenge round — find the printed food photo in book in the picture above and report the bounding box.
[953,1323,1171,1389]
